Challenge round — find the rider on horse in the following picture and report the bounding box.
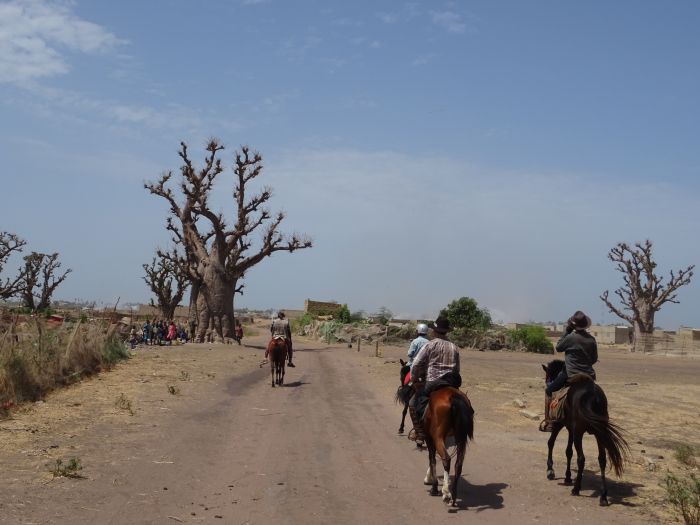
[269,311,295,367]
[541,310,598,431]
[407,323,430,370]
[408,317,461,445]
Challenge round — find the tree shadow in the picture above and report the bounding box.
[246,344,266,350]
[282,381,309,388]
[429,479,507,513]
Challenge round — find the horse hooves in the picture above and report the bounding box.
[564,478,573,486]
[547,470,555,480]
[430,488,440,496]
[571,488,580,496]
[599,498,609,507]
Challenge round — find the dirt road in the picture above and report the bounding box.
[1,329,695,524]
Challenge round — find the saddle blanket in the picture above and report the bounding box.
[549,386,570,422]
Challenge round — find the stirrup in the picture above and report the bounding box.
[408,427,426,442]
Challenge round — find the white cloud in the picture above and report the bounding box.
[411,53,435,66]
[430,10,466,34]
[0,0,124,84]
[376,12,398,24]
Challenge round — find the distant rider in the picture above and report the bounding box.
[269,311,295,367]
[540,310,598,431]
[407,323,430,369]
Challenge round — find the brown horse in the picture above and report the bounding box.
[422,387,474,506]
[542,360,629,506]
[268,337,287,387]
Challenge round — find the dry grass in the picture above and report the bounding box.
[0,318,128,408]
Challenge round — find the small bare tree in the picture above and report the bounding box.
[146,140,312,342]
[0,232,26,299]
[600,240,694,352]
[19,252,72,311]
[142,250,189,320]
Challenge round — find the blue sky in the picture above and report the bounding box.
[1,0,699,327]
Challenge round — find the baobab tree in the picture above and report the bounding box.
[0,231,25,299]
[18,252,72,311]
[142,250,189,320]
[600,240,694,352]
[146,140,312,342]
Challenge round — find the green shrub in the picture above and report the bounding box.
[440,297,492,332]
[665,473,700,525]
[337,304,351,324]
[508,326,553,354]
[319,320,341,342]
[291,313,315,334]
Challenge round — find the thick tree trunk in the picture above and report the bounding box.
[195,262,236,343]
[632,303,655,353]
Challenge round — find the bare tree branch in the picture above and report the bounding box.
[0,232,26,298]
[601,239,694,350]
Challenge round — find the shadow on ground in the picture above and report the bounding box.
[551,471,644,507]
[282,381,309,388]
[426,479,507,513]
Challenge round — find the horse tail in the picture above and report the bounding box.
[580,385,629,477]
[450,393,474,444]
[395,385,412,405]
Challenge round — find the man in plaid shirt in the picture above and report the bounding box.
[407,316,462,445]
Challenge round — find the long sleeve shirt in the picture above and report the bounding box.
[407,335,429,365]
[555,330,598,377]
[410,338,460,383]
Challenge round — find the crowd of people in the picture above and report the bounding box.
[127,318,245,349]
[128,319,191,349]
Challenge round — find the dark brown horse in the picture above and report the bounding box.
[422,387,474,506]
[542,360,629,506]
[268,337,287,387]
[395,359,412,434]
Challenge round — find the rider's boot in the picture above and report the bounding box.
[539,393,554,432]
[408,406,426,444]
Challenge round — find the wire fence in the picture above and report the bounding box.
[634,333,700,357]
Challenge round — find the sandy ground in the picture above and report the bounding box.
[0,323,698,524]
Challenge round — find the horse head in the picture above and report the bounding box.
[542,359,565,383]
[399,359,411,385]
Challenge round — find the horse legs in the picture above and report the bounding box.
[271,364,275,388]
[399,404,408,434]
[280,361,285,385]
[425,440,439,496]
[595,435,609,506]
[435,440,452,504]
[546,424,563,480]
[571,432,585,496]
[564,431,574,485]
[451,442,466,508]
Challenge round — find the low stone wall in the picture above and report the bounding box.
[304,299,343,316]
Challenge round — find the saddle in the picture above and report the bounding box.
[549,373,595,422]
